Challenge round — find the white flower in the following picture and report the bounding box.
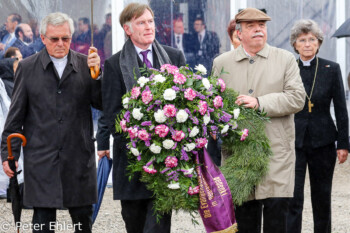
[150,143,162,154]
[184,143,196,152]
[221,125,229,134]
[195,64,207,75]
[167,182,180,189]
[163,88,176,101]
[163,139,175,149]
[130,148,140,156]
[189,126,199,137]
[233,108,240,119]
[202,78,211,90]
[176,109,188,123]
[203,115,210,125]
[153,74,166,83]
[123,97,130,109]
[184,168,194,175]
[137,76,149,87]
[154,109,167,123]
[132,108,144,121]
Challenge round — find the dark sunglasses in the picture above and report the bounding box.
[44,35,71,43]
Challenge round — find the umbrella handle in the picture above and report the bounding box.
[7,133,27,161]
[89,49,100,80]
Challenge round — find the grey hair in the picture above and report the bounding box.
[236,23,242,32]
[290,19,323,54]
[40,12,74,36]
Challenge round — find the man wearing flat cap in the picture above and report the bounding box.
[212,7,305,233]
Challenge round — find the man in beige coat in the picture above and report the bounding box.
[212,8,305,233]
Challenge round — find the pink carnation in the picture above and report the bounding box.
[198,100,208,115]
[155,124,170,138]
[120,119,127,132]
[172,130,185,142]
[131,87,141,99]
[138,129,150,141]
[213,96,223,109]
[217,78,226,92]
[240,128,249,141]
[127,127,138,139]
[188,186,200,195]
[143,166,157,174]
[195,137,208,148]
[173,73,186,85]
[163,104,177,117]
[184,88,196,101]
[165,156,178,168]
[142,90,153,105]
[160,64,179,75]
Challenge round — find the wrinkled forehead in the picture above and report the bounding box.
[46,22,71,36]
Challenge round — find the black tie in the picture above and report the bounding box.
[176,36,180,44]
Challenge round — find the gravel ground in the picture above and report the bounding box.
[1,158,349,233]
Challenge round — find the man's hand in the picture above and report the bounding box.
[337,149,348,164]
[87,46,100,69]
[2,160,18,178]
[97,150,110,160]
[0,43,5,51]
[235,95,259,109]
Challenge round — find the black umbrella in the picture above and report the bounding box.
[332,18,350,38]
[7,133,27,233]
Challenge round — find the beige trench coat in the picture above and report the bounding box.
[212,44,306,199]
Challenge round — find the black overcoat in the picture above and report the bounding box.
[102,44,185,200]
[1,48,102,208]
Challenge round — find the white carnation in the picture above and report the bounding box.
[233,108,240,119]
[123,97,130,109]
[154,109,167,123]
[184,143,196,152]
[162,139,175,149]
[130,148,140,156]
[203,114,210,125]
[221,125,229,134]
[137,76,149,87]
[195,64,207,75]
[176,109,188,123]
[150,143,162,154]
[163,88,176,101]
[184,168,194,175]
[202,78,211,90]
[167,182,180,189]
[132,108,144,121]
[189,126,199,137]
[153,74,166,83]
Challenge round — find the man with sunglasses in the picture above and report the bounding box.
[1,12,101,233]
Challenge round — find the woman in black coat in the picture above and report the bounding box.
[287,19,349,233]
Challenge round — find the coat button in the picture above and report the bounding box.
[58,119,63,123]
[249,89,253,94]
[57,89,62,94]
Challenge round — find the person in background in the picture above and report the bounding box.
[227,19,241,49]
[0,47,22,97]
[12,23,36,58]
[4,46,23,61]
[287,19,349,233]
[172,18,195,66]
[71,17,91,55]
[0,13,22,58]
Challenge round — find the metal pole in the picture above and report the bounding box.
[91,0,94,46]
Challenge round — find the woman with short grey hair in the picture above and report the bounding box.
[287,19,349,233]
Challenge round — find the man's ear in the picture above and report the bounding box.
[123,24,131,36]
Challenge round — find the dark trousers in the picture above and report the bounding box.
[235,198,290,233]
[287,143,336,233]
[121,199,171,233]
[32,205,93,233]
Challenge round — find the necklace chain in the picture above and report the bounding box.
[298,57,319,101]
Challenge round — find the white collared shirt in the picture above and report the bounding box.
[300,56,315,66]
[174,33,183,51]
[50,55,68,78]
[135,44,153,66]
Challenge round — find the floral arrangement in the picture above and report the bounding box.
[116,64,271,217]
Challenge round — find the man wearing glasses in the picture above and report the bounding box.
[1,12,101,232]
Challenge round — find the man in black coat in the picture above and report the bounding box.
[101,3,185,233]
[1,12,101,232]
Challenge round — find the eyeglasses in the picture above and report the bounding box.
[296,37,318,44]
[44,35,71,43]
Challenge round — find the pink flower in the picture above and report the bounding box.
[184,88,196,101]
[142,90,153,105]
[240,128,249,141]
[163,104,177,117]
[173,73,186,84]
[138,129,150,141]
[143,165,157,174]
[195,137,208,148]
[198,100,208,115]
[188,186,199,195]
[172,130,185,142]
[120,119,127,132]
[165,156,178,168]
[131,87,141,99]
[160,64,179,75]
[213,96,223,109]
[217,78,226,92]
[127,127,138,139]
[155,124,170,138]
